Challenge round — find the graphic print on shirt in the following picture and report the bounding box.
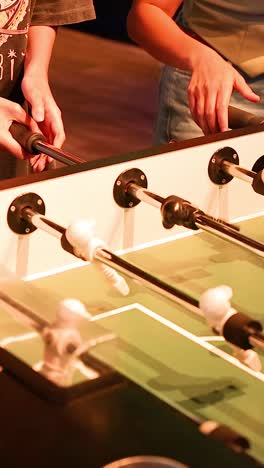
[0,0,28,45]
[0,0,30,97]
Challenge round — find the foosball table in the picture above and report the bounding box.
[0,108,263,468]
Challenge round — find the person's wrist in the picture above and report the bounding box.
[188,45,219,72]
[24,56,49,79]
[23,67,48,81]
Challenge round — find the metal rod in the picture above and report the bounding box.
[249,334,264,351]
[35,141,85,166]
[9,122,85,166]
[22,207,202,318]
[22,208,65,239]
[23,208,264,349]
[0,291,47,331]
[196,215,264,258]
[23,207,199,316]
[0,266,112,380]
[94,248,264,355]
[127,183,264,257]
[221,160,256,184]
[16,208,264,357]
[128,183,164,208]
[96,247,201,316]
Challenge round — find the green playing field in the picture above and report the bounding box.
[0,214,263,462]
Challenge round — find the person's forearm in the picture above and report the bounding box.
[127,3,214,71]
[24,25,57,78]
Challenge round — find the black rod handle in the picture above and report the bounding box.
[34,141,85,165]
[228,106,264,129]
[10,121,46,155]
[10,121,85,165]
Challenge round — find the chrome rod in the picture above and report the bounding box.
[22,208,65,239]
[0,291,47,331]
[249,334,264,351]
[94,248,264,355]
[95,248,202,316]
[196,215,264,258]
[16,207,264,356]
[127,183,264,257]
[21,206,202,317]
[221,160,256,184]
[128,183,164,208]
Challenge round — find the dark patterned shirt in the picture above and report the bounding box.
[0,0,95,100]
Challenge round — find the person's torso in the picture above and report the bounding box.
[182,0,264,77]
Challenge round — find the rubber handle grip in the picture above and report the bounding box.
[228,106,264,129]
[10,122,46,155]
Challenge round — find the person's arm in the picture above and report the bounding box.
[127,0,260,134]
[21,25,65,171]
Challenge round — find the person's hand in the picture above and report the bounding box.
[0,97,40,159]
[22,74,65,172]
[188,48,260,135]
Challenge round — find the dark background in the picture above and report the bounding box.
[70,0,133,43]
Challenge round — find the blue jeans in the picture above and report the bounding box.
[155,64,264,144]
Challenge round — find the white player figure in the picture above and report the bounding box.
[66,219,129,296]
[199,285,261,372]
[40,298,91,387]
